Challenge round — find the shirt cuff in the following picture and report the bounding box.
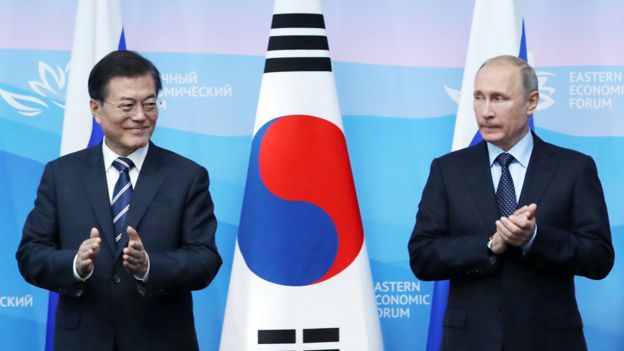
[522,224,538,255]
[73,254,93,281]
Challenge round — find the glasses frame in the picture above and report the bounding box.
[98,98,160,116]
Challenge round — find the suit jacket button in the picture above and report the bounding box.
[113,275,121,284]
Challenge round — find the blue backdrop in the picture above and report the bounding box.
[0,1,622,350]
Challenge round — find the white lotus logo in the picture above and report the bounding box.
[444,71,556,111]
[0,61,68,117]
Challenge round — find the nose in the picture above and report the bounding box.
[481,99,494,119]
[130,105,148,121]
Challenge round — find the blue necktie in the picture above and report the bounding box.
[111,157,134,246]
[495,152,517,217]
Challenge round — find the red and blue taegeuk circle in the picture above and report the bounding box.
[238,115,364,286]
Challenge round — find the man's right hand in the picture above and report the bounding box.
[75,228,101,279]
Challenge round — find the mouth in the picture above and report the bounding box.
[480,124,500,130]
[126,126,151,134]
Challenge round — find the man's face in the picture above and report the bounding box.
[91,74,158,156]
[473,63,538,151]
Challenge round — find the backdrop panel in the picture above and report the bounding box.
[0,1,622,350]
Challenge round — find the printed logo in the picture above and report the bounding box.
[0,61,68,116]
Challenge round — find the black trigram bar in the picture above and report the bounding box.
[268,35,329,51]
[303,328,340,343]
[272,13,325,29]
[303,349,339,351]
[258,329,296,344]
[264,57,332,73]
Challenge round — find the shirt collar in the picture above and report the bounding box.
[102,140,149,172]
[487,131,533,168]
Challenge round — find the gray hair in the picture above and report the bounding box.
[478,55,538,97]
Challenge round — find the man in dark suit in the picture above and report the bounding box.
[408,55,614,351]
[16,50,222,351]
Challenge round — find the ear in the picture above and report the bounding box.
[527,91,539,115]
[90,99,102,125]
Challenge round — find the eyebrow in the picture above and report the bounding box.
[117,94,157,102]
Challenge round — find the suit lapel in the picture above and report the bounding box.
[80,144,117,256]
[461,142,500,229]
[518,134,557,206]
[117,143,168,257]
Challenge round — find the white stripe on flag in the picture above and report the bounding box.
[60,0,123,156]
[270,28,327,36]
[265,50,330,59]
[451,0,524,151]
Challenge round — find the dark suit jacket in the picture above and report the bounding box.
[408,134,613,351]
[16,142,222,351]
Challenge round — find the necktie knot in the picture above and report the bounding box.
[113,157,135,173]
[496,152,514,168]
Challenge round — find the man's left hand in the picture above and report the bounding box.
[123,226,149,278]
[496,203,537,247]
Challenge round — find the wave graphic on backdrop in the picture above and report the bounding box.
[238,114,363,286]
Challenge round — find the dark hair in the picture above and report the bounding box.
[478,55,538,97]
[88,50,162,102]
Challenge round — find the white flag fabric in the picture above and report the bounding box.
[60,0,124,156]
[220,0,383,350]
[451,0,524,151]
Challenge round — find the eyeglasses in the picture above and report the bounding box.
[102,99,159,116]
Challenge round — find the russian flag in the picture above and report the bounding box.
[219,0,383,350]
[48,0,125,349]
[60,0,125,156]
[427,1,527,350]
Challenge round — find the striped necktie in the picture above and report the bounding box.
[111,157,134,246]
[495,152,517,217]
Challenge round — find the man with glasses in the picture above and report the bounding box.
[16,50,222,351]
